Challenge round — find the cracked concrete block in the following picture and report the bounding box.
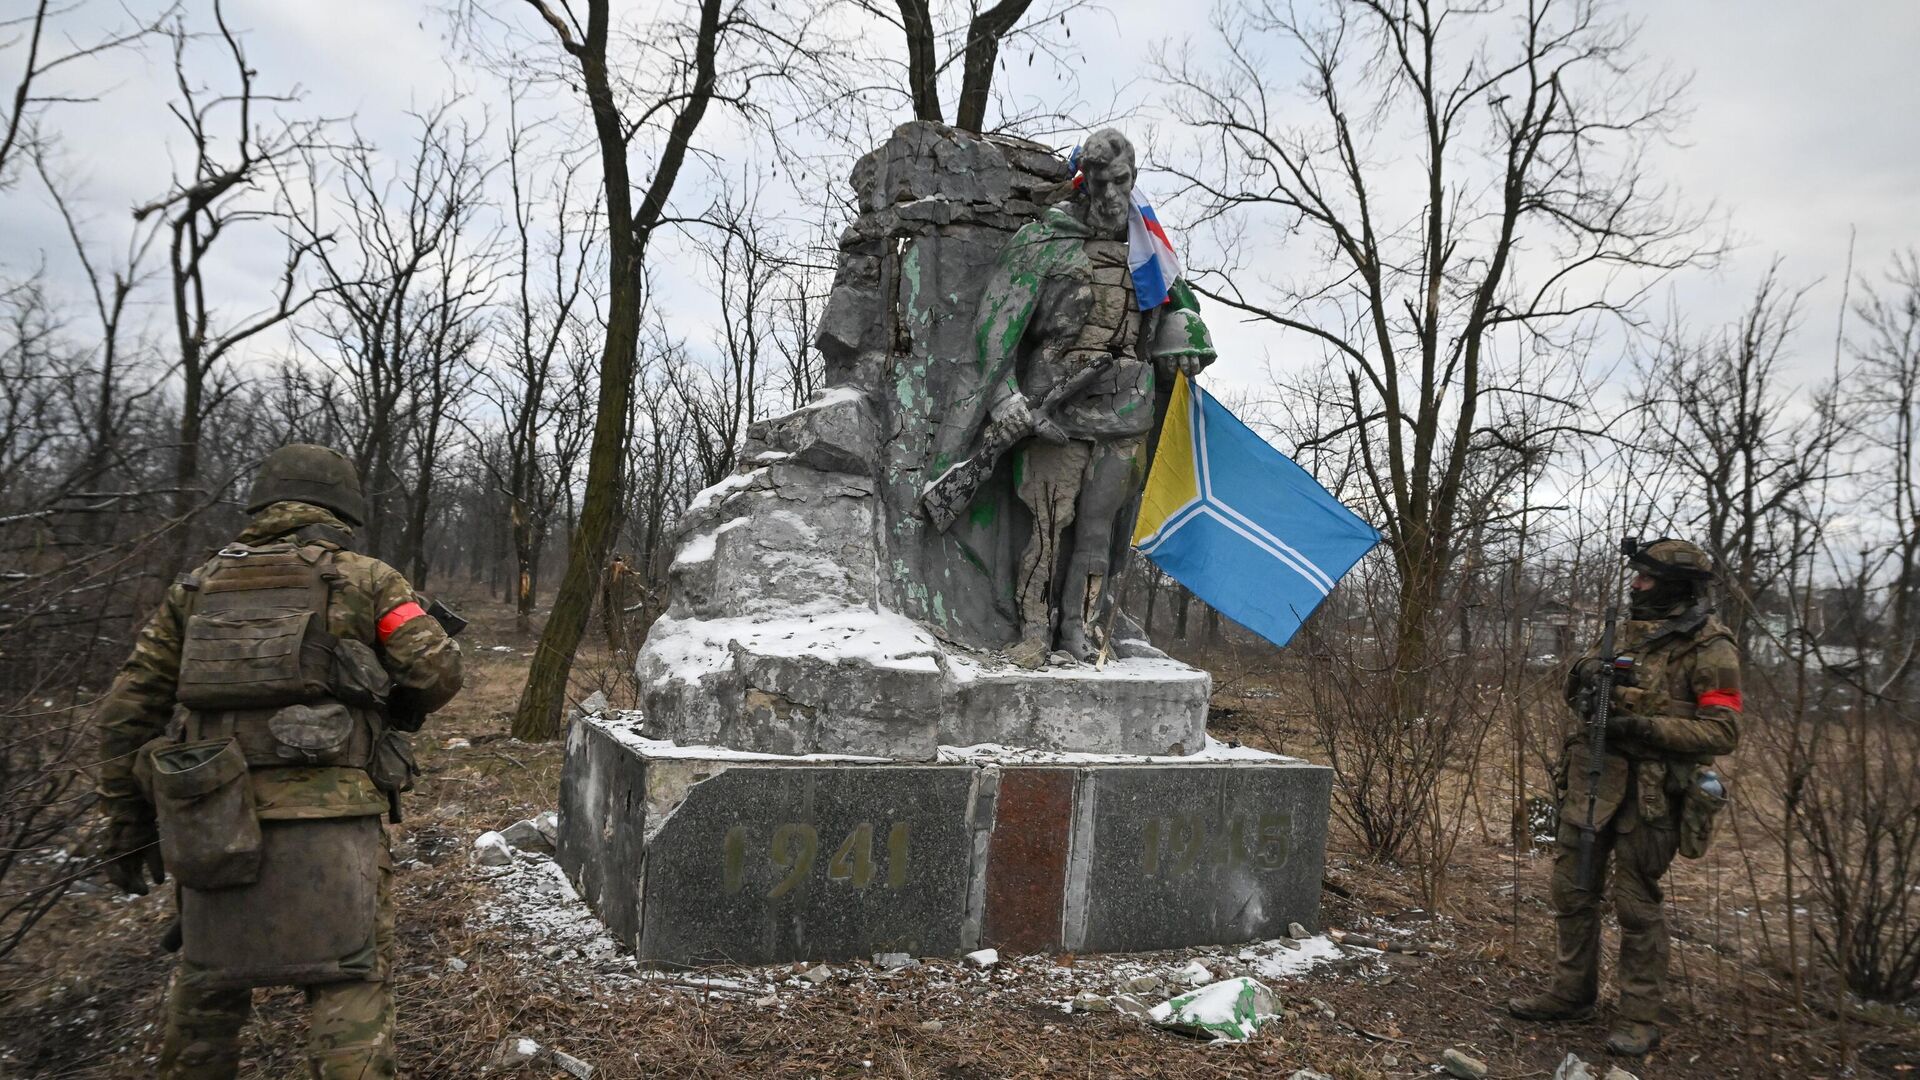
[556,717,1334,966]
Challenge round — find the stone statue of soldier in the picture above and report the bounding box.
[941,129,1216,667]
[93,444,464,1079]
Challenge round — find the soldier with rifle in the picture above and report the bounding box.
[1509,538,1740,1057]
[92,443,464,1078]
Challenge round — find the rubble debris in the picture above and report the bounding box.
[472,831,513,866]
[1149,976,1279,1043]
[1551,1055,1636,1080]
[501,817,554,854]
[1328,926,1439,955]
[873,951,918,971]
[1178,958,1214,986]
[1109,993,1153,1020]
[1072,991,1112,1013]
[1287,922,1311,939]
[1442,1047,1489,1079]
[1289,1071,1335,1080]
[443,737,471,750]
[1122,974,1163,994]
[495,1036,541,1067]
[802,964,835,984]
[445,957,468,972]
[964,948,999,969]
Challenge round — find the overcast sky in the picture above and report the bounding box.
[5,0,1918,399]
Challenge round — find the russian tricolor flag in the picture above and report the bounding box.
[1127,188,1181,310]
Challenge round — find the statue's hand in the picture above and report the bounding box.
[989,393,1033,431]
[1030,414,1071,445]
[1177,354,1210,378]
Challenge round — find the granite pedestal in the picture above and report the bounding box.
[557,713,1332,966]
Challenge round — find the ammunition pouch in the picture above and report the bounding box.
[1678,763,1728,859]
[180,815,383,989]
[366,728,418,796]
[150,738,262,890]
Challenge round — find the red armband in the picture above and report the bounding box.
[377,601,428,643]
[1698,689,1742,712]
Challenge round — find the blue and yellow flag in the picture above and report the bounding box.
[1132,374,1381,648]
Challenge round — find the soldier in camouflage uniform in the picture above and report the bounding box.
[95,444,463,1079]
[1509,538,1741,1057]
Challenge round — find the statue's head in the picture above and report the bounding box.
[1078,129,1135,240]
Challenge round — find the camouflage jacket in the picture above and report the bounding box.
[1558,609,1742,832]
[96,502,463,824]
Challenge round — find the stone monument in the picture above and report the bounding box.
[558,122,1332,966]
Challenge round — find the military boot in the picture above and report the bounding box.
[1605,1020,1661,1057]
[1506,992,1595,1022]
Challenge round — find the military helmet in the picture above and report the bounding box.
[1150,306,1217,364]
[1627,537,1715,582]
[246,443,367,526]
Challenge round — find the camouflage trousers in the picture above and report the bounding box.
[1544,817,1680,1023]
[158,836,394,1078]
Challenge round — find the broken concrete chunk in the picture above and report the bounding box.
[964,948,999,969]
[445,957,468,973]
[1122,974,1163,994]
[801,965,835,984]
[1109,993,1154,1020]
[471,831,513,866]
[1071,991,1112,1013]
[501,818,553,853]
[572,691,609,720]
[531,810,560,845]
[1179,959,1214,986]
[1287,922,1311,939]
[544,1046,595,1078]
[1288,1071,1335,1080]
[1442,1048,1489,1079]
[1553,1055,1595,1080]
[1149,976,1278,1042]
[873,952,918,971]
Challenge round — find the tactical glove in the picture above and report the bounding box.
[100,818,166,896]
[1606,712,1651,740]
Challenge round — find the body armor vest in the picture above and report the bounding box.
[175,540,389,769]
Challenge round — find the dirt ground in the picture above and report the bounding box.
[3,594,1916,1078]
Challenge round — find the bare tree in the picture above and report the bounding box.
[1635,265,1848,647]
[1159,0,1715,724]
[866,0,1085,132]
[0,0,176,187]
[1853,251,1920,693]
[133,4,332,560]
[472,98,599,633]
[294,102,497,569]
[495,0,830,739]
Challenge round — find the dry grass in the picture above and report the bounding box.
[2,597,1916,1078]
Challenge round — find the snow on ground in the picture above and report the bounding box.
[935,735,1301,766]
[471,841,1375,1019]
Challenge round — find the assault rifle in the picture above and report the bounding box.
[1576,608,1619,894]
[1576,534,1640,892]
[920,354,1115,533]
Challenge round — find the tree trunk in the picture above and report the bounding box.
[512,0,722,740]
[895,0,941,122]
[955,0,1034,132]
